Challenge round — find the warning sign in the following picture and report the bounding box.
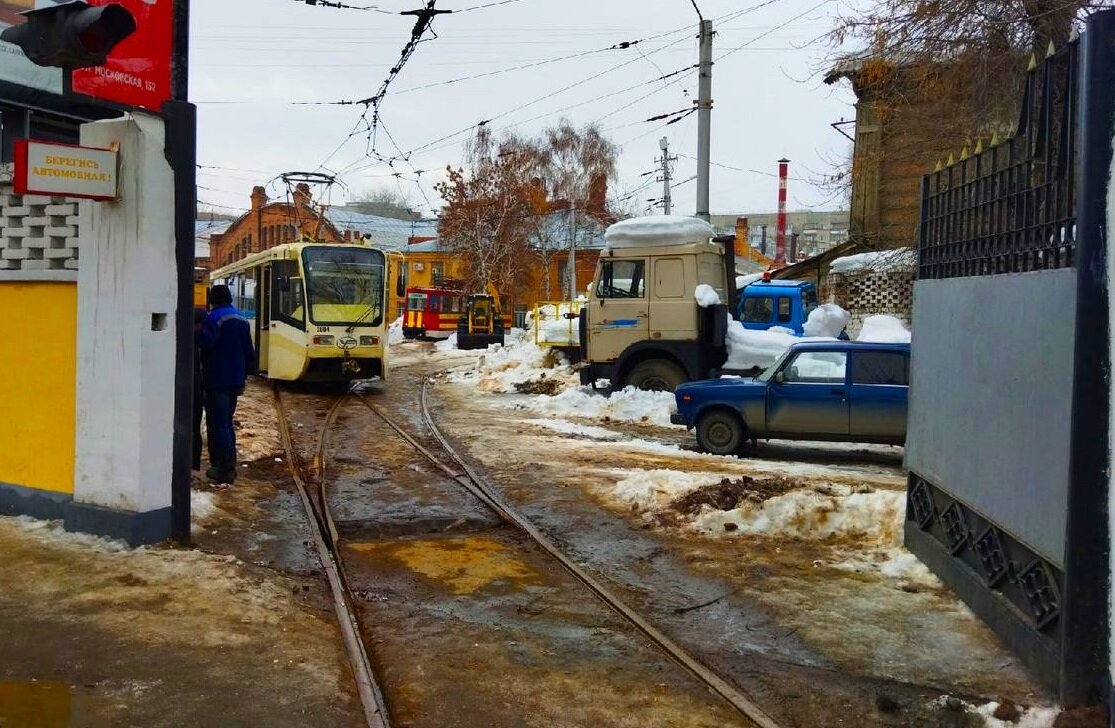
[14,139,119,200]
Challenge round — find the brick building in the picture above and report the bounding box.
[208,183,344,269]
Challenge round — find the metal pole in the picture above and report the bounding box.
[167,0,196,544]
[659,136,673,215]
[1062,7,1112,707]
[695,18,713,221]
[776,158,789,265]
[568,201,576,300]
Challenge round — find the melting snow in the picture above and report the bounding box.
[388,316,405,345]
[928,697,1060,728]
[830,248,917,274]
[516,386,677,427]
[858,315,912,343]
[605,215,715,249]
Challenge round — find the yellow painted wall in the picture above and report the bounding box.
[0,282,76,495]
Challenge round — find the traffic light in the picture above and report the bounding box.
[1,1,137,69]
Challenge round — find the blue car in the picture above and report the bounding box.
[672,341,910,456]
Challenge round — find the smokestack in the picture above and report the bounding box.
[776,158,789,266]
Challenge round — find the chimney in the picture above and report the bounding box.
[587,174,607,214]
[734,217,750,262]
[293,183,312,209]
[250,186,268,211]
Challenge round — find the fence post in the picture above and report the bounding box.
[1063,7,1113,708]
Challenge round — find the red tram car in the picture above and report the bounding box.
[402,285,468,339]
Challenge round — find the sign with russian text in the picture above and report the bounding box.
[14,139,118,200]
[71,0,173,112]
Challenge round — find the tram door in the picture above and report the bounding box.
[258,266,271,374]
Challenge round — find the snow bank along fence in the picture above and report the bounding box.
[825,251,915,338]
[904,17,1111,708]
[0,165,81,521]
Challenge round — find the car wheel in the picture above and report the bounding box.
[624,359,687,392]
[696,410,744,456]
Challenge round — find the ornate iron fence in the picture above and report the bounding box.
[918,42,1079,279]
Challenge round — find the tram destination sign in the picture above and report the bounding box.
[13,139,118,200]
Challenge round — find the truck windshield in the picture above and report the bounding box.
[302,247,386,327]
[803,287,818,316]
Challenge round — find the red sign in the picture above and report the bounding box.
[72,0,173,112]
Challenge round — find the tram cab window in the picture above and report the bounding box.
[272,260,305,329]
[407,294,427,312]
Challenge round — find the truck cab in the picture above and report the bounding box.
[737,279,819,336]
[579,216,734,392]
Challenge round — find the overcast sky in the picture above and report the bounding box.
[190,0,856,219]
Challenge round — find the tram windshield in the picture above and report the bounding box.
[302,247,386,327]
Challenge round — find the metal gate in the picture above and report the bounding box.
[905,11,1112,706]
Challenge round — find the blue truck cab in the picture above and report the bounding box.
[736,279,819,335]
[672,341,910,456]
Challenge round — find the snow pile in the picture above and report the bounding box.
[832,547,941,585]
[857,315,911,343]
[928,697,1060,728]
[605,215,715,249]
[527,301,583,346]
[736,272,764,290]
[724,323,801,370]
[434,333,459,351]
[802,303,850,337]
[612,470,728,513]
[693,485,905,543]
[517,386,678,427]
[9,515,131,553]
[694,283,722,308]
[449,336,577,394]
[524,419,627,441]
[830,248,916,274]
[388,316,405,345]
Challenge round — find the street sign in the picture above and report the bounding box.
[14,138,118,199]
[71,0,171,111]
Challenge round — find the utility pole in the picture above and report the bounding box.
[695,18,713,221]
[656,137,676,215]
[568,201,577,300]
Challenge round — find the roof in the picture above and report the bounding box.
[772,239,864,280]
[743,280,813,290]
[326,208,439,250]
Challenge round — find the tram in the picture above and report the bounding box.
[402,284,468,339]
[210,242,391,382]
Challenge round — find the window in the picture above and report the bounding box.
[428,295,441,312]
[742,296,774,323]
[803,287,818,317]
[407,293,427,312]
[852,351,909,386]
[271,260,305,329]
[303,247,386,326]
[596,259,646,299]
[431,262,445,284]
[783,351,847,384]
[777,297,792,323]
[655,258,685,299]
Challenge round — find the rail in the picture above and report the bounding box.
[356,377,783,728]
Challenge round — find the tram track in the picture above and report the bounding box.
[357,374,784,728]
[273,371,783,728]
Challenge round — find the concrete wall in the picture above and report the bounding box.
[907,270,1077,566]
[827,266,915,337]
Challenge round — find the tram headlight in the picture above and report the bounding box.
[359,336,380,347]
[312,335,335,346]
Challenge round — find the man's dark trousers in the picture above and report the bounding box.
[206,387,240,477]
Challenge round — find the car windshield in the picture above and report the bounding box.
[756,348,794,381]
[302,247,386,327]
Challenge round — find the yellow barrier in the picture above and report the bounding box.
[532,301,584,348]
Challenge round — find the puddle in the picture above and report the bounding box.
[0,681,71,728]
[350,536,539,595]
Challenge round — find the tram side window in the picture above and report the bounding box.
[238,275,257,320]
[272,261,305,329]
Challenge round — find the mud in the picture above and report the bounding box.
[669,476,800,515]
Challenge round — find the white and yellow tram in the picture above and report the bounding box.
[210,242,392,382]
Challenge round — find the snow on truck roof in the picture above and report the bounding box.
[604,215,716,249]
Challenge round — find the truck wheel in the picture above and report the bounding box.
[696,410,744,456]
[624,359,687,392]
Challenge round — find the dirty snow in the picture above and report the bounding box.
[857,314,912,343]
[830,248,916,274]
[8,515,131,553]
[928,697,1060,728]
[434,333,459,351]
[612,470,730,513]
[388,316,405,345]
[449,335,578,394]
[516,386,677,427]
[524,418,628,441]
[192,490,219,524]
[802,303,850,338]
[605,215,715,249]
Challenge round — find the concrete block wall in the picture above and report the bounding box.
[827,267,915,337]
[0,167,81,274]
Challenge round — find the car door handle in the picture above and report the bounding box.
[831,388,846,396]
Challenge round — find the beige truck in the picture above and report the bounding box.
[577,217,738,391]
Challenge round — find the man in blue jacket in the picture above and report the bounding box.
[197,284,256,484]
